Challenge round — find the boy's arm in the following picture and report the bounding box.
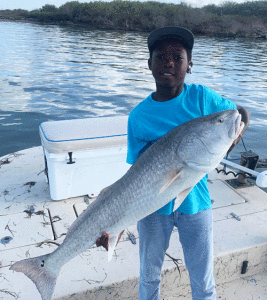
[227,105,251,153]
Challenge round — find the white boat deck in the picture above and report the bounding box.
[1,147,267,300]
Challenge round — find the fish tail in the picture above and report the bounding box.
[10,254,59,300]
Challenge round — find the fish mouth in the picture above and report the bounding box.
[229,113,244,139]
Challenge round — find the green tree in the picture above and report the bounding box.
[40,4,58,14]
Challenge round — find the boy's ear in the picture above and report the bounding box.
[187,61,193,73]
[148,58,152,70]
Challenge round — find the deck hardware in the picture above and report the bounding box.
[241,260,248,274]
[237,151,259,185]
[230,212,241,221]
[257,158,267,168]
[67,152,75,164]
[221,158,267,188]
[225,178,254,189]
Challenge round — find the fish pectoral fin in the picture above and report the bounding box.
[159,168,183,195]
[108,230,124,262]
[173,187,193,212]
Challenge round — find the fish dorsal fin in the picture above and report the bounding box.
[173,187,193,212]
[159,168,183,195]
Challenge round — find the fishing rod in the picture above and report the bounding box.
[220,159,267,188]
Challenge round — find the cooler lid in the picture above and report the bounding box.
[39,116,128,154]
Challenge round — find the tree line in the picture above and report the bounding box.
[0,0,266,38]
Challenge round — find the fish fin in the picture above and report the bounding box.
[173,187,193,212]
[108,235,118,262]
[108,231,125,262]
[159,169,183,195]
[10,254,59,300]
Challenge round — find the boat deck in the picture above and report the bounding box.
[1,147,267,299]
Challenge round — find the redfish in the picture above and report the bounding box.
[10,109,244,300]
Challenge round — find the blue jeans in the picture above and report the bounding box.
[137,209,216,300]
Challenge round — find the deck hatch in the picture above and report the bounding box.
[208,180,246,208]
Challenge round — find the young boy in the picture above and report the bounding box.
[126,27,250,300]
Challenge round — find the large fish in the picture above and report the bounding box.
[10,109,244,300]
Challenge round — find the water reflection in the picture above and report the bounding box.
[0,21,266,158]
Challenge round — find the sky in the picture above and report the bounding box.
[0,0,255,11]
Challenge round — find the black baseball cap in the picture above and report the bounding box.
[148,27,194,55]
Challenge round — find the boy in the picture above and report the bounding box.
[127,27,250,300]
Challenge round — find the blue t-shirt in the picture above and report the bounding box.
[127,83,236,215]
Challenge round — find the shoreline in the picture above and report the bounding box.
[1,1,267,39]
[1,16,266,40]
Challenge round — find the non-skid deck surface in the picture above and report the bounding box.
[1,147,267,299]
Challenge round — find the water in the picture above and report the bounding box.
[0,21,266,161]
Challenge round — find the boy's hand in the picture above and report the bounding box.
[227,105,250,153]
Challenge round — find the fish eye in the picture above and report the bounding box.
[218,118,224,123]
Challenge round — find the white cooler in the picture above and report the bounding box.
[39,116,130,201]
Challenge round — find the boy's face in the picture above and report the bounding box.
[148,40,192,89]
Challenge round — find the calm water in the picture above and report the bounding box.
[0,21,266,160]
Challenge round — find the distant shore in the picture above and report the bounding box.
[1,0,266,39]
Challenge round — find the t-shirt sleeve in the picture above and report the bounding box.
[126,113,148,165]
[202,86,237,115]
